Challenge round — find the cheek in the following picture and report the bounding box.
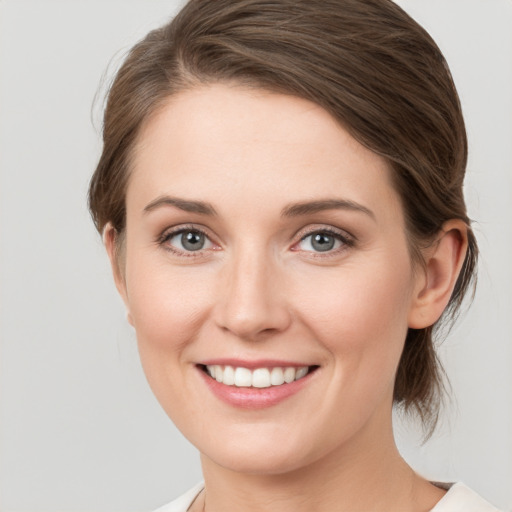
[124,259,220,429]
[127,256,212,338]
[294,257,414,378]
[124,253,218,397]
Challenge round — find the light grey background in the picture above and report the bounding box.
[0,1,511,511]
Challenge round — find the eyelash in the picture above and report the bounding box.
[157,225,356,258]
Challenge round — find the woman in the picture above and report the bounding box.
[88,0,499,510]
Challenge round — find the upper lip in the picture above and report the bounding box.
[197,358,315,369]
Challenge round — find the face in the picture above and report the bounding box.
[115,84,425,475]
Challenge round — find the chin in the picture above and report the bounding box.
[194,421,337,477]
[204,445,313,476]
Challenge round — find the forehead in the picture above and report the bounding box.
[128,84,401,223]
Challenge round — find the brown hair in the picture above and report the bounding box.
[89,0,477,434]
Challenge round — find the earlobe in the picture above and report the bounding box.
[408,220,468,329]
[103,223,131,321]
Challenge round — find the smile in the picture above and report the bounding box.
[198,361,319,409]
[205,365,312,388]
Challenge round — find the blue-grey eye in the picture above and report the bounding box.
[312,233,335,251]
[181,231,205,251]
[167,230,212,252]
[298,231,343,252]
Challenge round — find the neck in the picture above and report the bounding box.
[196,414,444,512]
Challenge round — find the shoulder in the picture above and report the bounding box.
[153,482,204,512]
[431,482,502,512]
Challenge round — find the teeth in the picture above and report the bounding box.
[252,368,270,388]
[234,367,252,387]
[205,365,311,388]
[223,365,235,385]
[283,367,296,383]
[270,367,285,386]
[295,367,308,380]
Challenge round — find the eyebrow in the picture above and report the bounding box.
[281,199,375,219]
[143,196,217,216]
[143,195,374,220]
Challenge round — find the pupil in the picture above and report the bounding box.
[182,231,204,251]
[312,233,334,252]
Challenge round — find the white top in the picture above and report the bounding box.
[430,482,501,512]
[153,481,501,512]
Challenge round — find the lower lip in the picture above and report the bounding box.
[198,367,315,409]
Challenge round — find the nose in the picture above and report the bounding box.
[213,248,292,341]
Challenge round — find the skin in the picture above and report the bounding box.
[106,84,467,511]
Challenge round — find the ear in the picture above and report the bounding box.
[408,220,469,329]
[103,223,134,326]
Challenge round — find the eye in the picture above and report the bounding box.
[295,229,351,253]
[163,228,214,253]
